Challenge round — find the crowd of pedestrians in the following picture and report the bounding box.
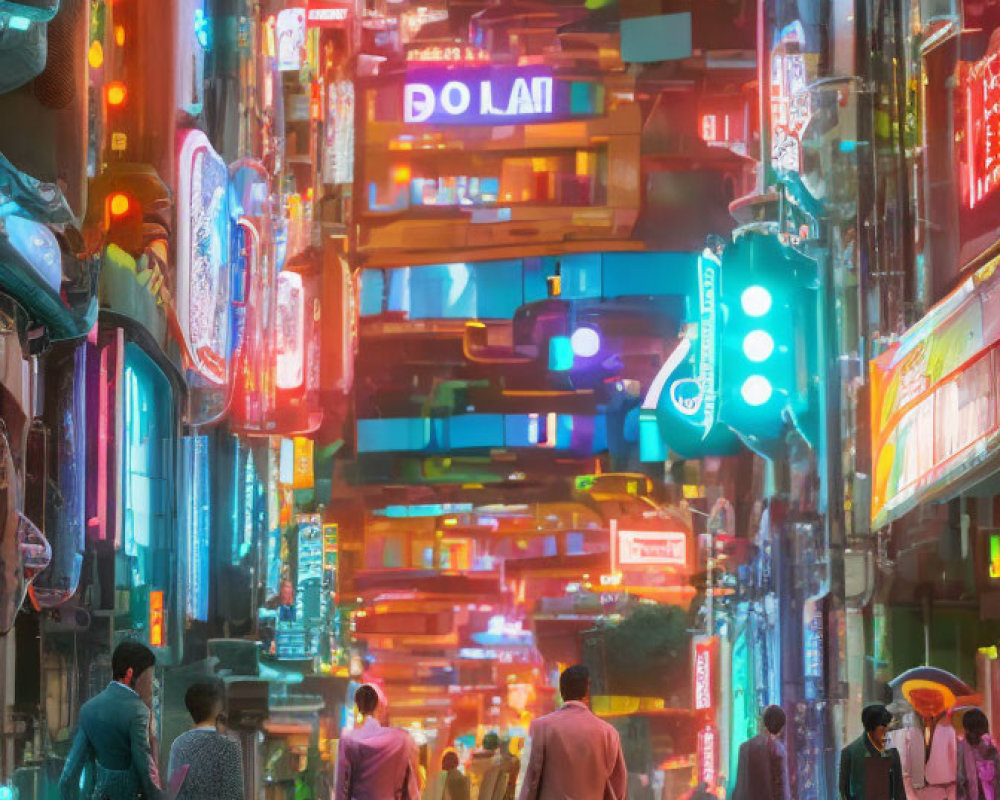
[61,641,1000,800]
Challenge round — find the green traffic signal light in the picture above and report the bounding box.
[740,285,772,316]
[742,330,774,362]
[740,375,773,406]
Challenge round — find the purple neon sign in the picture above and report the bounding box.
[402,67,593,125]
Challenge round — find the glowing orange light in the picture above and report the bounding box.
[305,187,314,201]
[109,193,131,217]
[114,25,125,46]
[391,165,411,184]
[106,82,127,106]
[88,40,104,68]
[149,590,164,647]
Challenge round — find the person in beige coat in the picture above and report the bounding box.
[518,665,628,800]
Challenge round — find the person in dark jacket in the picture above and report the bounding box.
[733,704,788,800]
[59,640,164,800]
[839,704,905,800]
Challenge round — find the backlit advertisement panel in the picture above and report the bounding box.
[871,257,1000,526]
[276,271,304,390]
[177,130,231,387]
[617,530,687,568]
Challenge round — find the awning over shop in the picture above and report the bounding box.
[871,256,1000,527]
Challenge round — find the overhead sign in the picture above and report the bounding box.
[400,67,601,126]
[617,529,687,568]
[306,1,350,27]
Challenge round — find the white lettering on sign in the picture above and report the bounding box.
[695,644,712,709]
[308,8,348,21]
[617,530,687,568]
[404,76,554,123]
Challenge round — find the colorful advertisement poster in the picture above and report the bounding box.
[964,32,1000,210]
[769,22,813,175]
[177,130,231,386]
[276,8,306,71]
[871,258,1000,526]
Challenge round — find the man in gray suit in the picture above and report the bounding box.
[732,705,788,800]
[59,640,163,800]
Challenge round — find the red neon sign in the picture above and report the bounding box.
[697,725,718,786]
[965,36,1000,209]
[694,639,714,711]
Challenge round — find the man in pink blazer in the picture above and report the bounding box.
[518,665,628,800]
[336,684,421,800]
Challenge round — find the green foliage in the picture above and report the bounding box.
[590,604,691,699]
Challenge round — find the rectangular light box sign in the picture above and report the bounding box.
[402,67,600,126]
[617,529,687,568]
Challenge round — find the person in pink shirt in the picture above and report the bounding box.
[518,665,628,800]
[336,684,421,800]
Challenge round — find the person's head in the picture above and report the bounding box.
[441,750,460,772]
[111,640,156,697]
[762,705,786,736]
[185,681,224,726]
[705,234,726,258]
[482,732,500,752]
[964,708,990,746]
[355,684,379,717]
[862,704,893,749]
[560,665,590,703]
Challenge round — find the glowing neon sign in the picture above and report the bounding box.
[698,726,718,787]
[306,1,350,27]
[696,247,719,429]
[695,639,713,710]
[617,530,687,568]
[404,68,555,125]
[965,37,1000,209]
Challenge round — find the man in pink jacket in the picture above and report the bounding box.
[518,665,628,800]
[336,684,422,800]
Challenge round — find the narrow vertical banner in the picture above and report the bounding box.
[183,435,211,623]
[149,590,165,648]
[694,637,715,711]
[697,725,718,787]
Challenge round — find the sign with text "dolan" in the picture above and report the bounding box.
[403,67,566,125]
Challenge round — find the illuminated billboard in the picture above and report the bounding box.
[399,67,602,126]
[176,129,231,386]
[276,271,305,390]
[964,35,1000,210]
[870,257,1000,526]
[617,530,687,568]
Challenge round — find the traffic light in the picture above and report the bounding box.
[84,164,171,256]
[717,231,817,453]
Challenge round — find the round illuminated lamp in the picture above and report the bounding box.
[740,375,773,407]
[106,82,127,107]
[109,193,131,217]
[570,326,600,358]
[740,285,772,317]
[742,330,775,362]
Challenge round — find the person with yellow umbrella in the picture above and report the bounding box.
[887,669,980,800]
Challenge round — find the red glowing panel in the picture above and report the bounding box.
[697,725,718,787]
[617,529,687,568]
[149,590,164,647]
[276,271,305,389]
[965,39,1000,209]
[694,639,714,711]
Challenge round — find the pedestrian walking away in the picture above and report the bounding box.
[957,708,1000,800]
[732,704,788,800]
[518,665,628,800]
[839,704,906,800]
[167,680,244,800]
[58,640,165,800]
[336,683,422,800]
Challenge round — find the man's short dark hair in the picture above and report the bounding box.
[355,684,379,716]
[862,704,892,732]
[111,640,156,682]
[483,732,499,751]
[185,681,223,725]
[442,751,460,771]
[763,705,786,735]
[559,665,590,702]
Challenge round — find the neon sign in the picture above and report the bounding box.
[176,130,231,385]
[697,726,718,787]
[149,590,165,648]
[769,23,812,174]
[306,1,350,27]
[617,530,687,568]
[696,247,719,429]
[276,271,304,389]
[965,37,1000,209]
[695,640,713,710]
[404,68,555,125]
